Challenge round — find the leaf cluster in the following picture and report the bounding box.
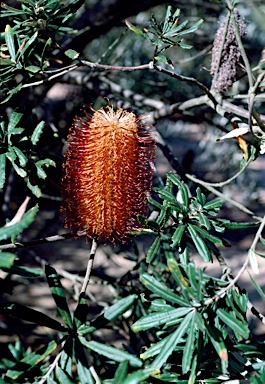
[0,0,83,102]
[0,111,55,197]
[126,6,203,66]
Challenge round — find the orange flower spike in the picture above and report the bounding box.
[61,106,156,242]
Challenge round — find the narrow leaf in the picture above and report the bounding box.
[248,272,265,301]
[122,367,160,384]
[188,224,212,262]
[31,121,45,145]
[217,309,249,339]
[150,310,194,370]
[113,361,129,384]
[125,20,147,37]
[7,112,23,132]
[1,303,67,332]
[140,273,190,307]
[80,337,142,367]
[74,339,94,384]
[12,146,27,167]
[171,224,186,248]
[65,49,79,59]
[5,25,16,62]
[0,154,6,188]
[5,340,58,380]
[55,366,74,384]
[182,313,196,374]
[146,237,161,263]
[131,307,192,332]
[45,264,73,328]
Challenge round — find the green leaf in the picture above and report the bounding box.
[177,19,204,36]
[55,366,74,384]
[35,158,56,179]
[248,272,265,301]
[12,146,27,167]
[188,224,212,262]
[25,65,41,73]
[206,325,228,373]
[122,367,160,384]
[182,312,196,374]
[113,360,129,384]
[190,224,224,246]
[146,237,161,263]
[31,121,45,145]
[171,224,186,248]
[140,273,190,307]
[5,340,58,380]
[140,332,184,360]
[0,204,38,241]
[0,252,16,269]
[217,309,249,339]
[204,198,222,211]
[26,179,42,197]
[45,264,73,328]
[74,339,94,384]
[60,337,73,374]
[7,112,23,132]
[6,265,42,278]
[125,20,147,37]
[0,154,6,188]
[79,337,142,367]
[5,25,16,62]
[150,310,194,370]
[1,303,67,332]
[131,307,192,331]
[17,32,38,60]
[65,49,80,59]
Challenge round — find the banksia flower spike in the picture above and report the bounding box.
[61,106,156,243]
[211,11,246,94]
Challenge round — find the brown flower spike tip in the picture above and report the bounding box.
[61,106,156,242]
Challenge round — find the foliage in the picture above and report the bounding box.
[1,0,265,383]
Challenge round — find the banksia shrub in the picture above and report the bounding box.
[61,106,156,242]
[211,11,246,94]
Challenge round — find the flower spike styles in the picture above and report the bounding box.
[61,106,156,242]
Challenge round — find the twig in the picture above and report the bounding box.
[188,156,252,188]
[0,231,87,251]
[80,238,98,296]
[38,350,63,384]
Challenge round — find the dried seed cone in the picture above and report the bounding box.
[61,106,156,242]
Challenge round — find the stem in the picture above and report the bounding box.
[80,238,98,295]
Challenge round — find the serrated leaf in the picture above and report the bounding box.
[190,224,224,246]
[35,158,56,179]
[0,204,38,241]
[140,273,190,307]
[64,49,79,59]
[0,154,6,188]
[10,160,27,178]
[7,112,23,132]
[171,224,186,248]
[5,25,16,62]
[80,337,142,367]
[45,264,73,328]
[5,340,58,380]
[26,179,42,197]
[0,252,16,269]
[12,146,27,167]
[188,224,212,262]
[31,121,45,145]
[146,237,161,263]
[150,310,194,370]
[217,309,249,339]
[131,307,192,331]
